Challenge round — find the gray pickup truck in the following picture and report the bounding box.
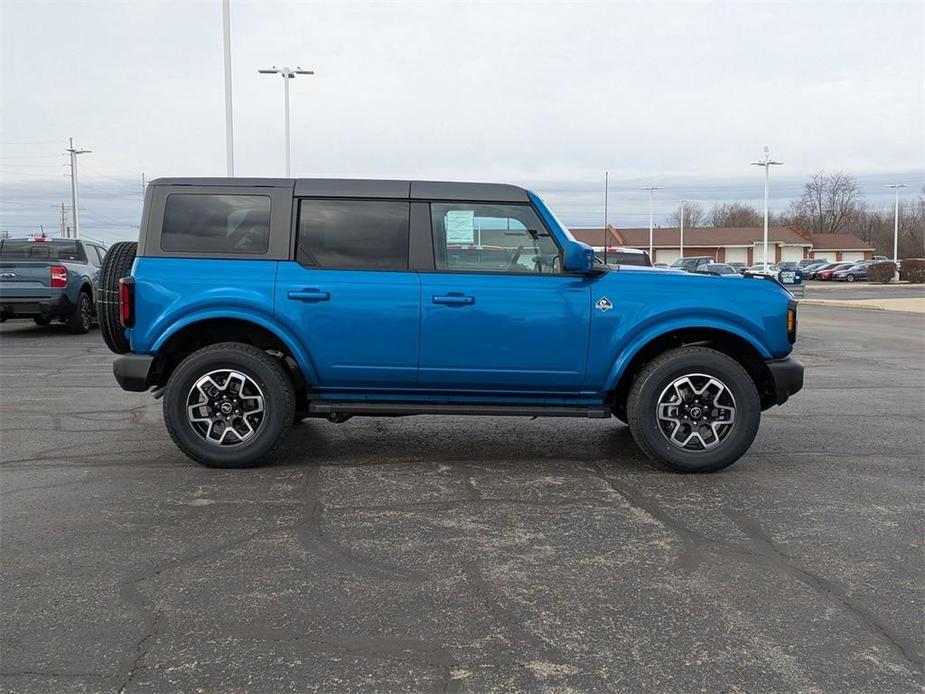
[0,237,107,333]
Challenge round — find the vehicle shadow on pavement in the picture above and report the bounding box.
[271,417,661,474]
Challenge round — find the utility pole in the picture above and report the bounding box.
[58,203,67,237]
[222,0,235,176]
[642,186,661,260]
[66,138,91,239]
[258,66,314,177]
[675,200,688,259]
[887,183,907,282]
[603,171,609,264]
[751,146,783,269]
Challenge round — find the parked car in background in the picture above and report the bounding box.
[595,246,652,267]
[695,263,741,277]
[727,262,747,274]
[816,262,855,280]
[798,258,828,268]
[670,256,716,272]
[101,177,802,473]
[833,264,869,282]
[0,236,106,333]
[805,262,840,280]
[744,263,780,276]
[778,261,800,271]
[872,255,888,262]
[801,262,828,274]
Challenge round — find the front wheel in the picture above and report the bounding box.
[627,346,760,473]
[846,274,855,282]
[163,342,295,468]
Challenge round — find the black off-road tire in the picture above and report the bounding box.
[98,241,137,354]
[627,346,761,473]
[163,342,296,468]
[33,316,51,326]
[67,291,93,334]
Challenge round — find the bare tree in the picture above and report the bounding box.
[786,171,865,234]
[666,202,706,228]
[707,202,762,227]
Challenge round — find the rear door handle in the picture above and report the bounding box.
[288,289,331,302]
[432,294,474,306]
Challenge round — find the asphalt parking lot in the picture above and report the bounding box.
[1,305,923,693]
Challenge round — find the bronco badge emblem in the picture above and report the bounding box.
[595,297,613,312]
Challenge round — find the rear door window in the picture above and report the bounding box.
[297,199,410,270]
[161,194,271,254]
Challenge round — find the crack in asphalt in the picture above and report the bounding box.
[589,462,923,671]
[296,465,429,583]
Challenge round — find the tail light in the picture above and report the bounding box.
[119,277,135,328]
[50,265,68,287]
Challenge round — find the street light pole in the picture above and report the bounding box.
[641,186,661,260]
[258,66,314,177]
[222,0,234,176]
[887,183,907,282]
[678,199,686,259]
[65,137,91,239]
[603,171,609,264]
[751,146,783,269]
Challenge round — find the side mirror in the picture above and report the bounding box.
[563,241,596,274]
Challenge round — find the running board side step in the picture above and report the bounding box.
[308,401,612,419]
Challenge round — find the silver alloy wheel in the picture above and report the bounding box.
[656,373,736,451]
[186,369,266,446]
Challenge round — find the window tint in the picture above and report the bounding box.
[85,244,102,267]
[431,203,560,273]
[95,246,107,265]
[0,239,86,261]
[297,199,409,270]
[161,194,270,254]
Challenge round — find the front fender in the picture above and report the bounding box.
[602,314,772,393]
[148,309,319,385]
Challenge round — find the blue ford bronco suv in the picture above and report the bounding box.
[99,178,802,472]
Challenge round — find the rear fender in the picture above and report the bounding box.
[149,309,319,385]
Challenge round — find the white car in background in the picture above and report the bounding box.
[745,263,780,277]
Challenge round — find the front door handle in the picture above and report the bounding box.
[432,294,474,306]
[288,289,331,302]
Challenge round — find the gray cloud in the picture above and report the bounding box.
[2,0,923,242]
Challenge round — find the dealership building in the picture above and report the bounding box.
[570,226,875,265]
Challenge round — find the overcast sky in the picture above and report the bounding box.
[1,0,923,243]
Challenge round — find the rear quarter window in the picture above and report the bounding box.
[161,194,271,254]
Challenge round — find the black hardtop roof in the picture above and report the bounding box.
[147,178,531,203]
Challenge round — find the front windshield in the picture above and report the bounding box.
[530,193,575,241]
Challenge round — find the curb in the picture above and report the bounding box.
[799,299,884,311]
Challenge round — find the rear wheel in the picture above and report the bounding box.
[67,291,92,334]
[163,342,295,468]
[98,241,137,354]
[627,346,760,473]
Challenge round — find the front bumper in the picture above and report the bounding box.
[113,354,154,392]
[765,356,804,406]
